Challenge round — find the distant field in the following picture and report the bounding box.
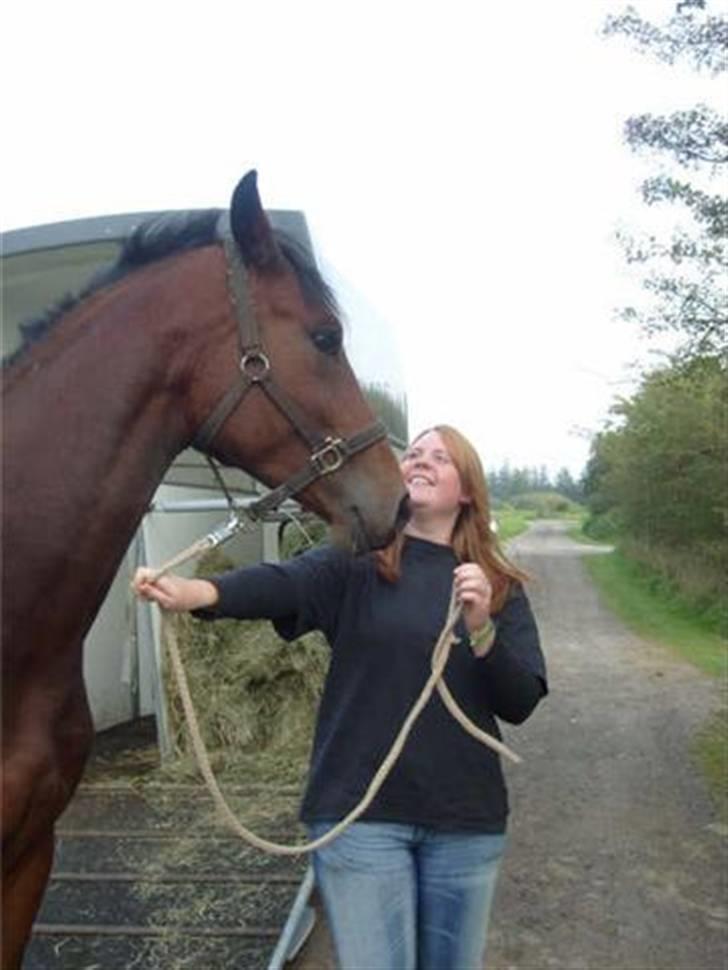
[494,506,582,543]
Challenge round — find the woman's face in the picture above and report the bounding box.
[400,430,468,517]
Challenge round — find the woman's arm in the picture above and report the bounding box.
[133,545,348,634]
[478,585,547,724]
[132,563,298,621]
[478,641,546,724]
[132,569,219,612]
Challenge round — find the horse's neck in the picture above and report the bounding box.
[8,301,185,507]
[3,268,206,630]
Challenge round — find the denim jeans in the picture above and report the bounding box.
[309,820,506,970]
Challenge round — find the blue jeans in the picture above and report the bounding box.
[309,821,506,969]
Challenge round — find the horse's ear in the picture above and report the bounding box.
[230,170,283,271]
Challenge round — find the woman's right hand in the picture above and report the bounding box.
[131,568,219,613]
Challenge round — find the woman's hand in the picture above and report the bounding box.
[453,562,492,633]
[131,568,219,613]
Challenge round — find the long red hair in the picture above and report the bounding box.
[375,425,528,612]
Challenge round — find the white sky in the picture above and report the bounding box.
[2,0,725,478]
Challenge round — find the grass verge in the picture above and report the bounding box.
[583,550,725,677]
[566,521,613,547]
[694,706,728,824]
[584,548,727,821]
[493,507,533,542]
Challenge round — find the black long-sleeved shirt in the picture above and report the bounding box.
[197,537,547,833]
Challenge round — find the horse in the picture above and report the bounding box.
[1,170,407,969]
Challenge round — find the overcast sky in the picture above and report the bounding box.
[3,1,724,477]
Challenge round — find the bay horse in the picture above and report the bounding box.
[1,170,406,968]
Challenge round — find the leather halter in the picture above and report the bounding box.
[192,230,388,521]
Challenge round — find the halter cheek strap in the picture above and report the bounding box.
[192,233,388,517]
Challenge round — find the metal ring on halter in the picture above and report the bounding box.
[194,233,389,495]
[240,349,271,382]
[310,437,347,476]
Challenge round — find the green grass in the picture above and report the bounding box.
[566,524,609,546]
[493,507,533,542]
[694,706,728,823]
[584,550,726,677]
[584,549,727,820]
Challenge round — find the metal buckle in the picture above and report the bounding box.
[311,437,347,476]
[240,350,270,382]
[204,514,244,548]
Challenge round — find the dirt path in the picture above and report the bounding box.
[486,519,726,970]
[296,519,726,970]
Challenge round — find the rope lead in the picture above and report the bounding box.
[161,582,520,857]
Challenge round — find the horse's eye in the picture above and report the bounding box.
[311,329,342,356]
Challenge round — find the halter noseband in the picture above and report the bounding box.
[192,229,388,520]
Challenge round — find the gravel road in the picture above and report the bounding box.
[487,519,726,970]
[295,519,726,970]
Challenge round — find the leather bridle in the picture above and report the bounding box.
[192,229,388,521]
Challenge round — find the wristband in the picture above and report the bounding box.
[469,618,496,657]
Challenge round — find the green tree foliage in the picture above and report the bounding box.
[584,357,727,604]
[603,2,728,75]
[488,464,583,503]
[586,2,727,620]
[605,3,727,361]
[624,106,728,166]
[555,467,581,500]
[363,381,408,444]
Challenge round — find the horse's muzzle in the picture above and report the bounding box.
[395,493,411,533]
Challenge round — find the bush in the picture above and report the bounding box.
[509,491,582,517]
[582,510,622,541]
[619,537,727,635]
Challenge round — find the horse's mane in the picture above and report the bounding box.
[4,209,338,368]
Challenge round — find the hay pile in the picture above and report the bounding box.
[161,548,329,788]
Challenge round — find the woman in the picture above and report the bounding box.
[133,425,547,969]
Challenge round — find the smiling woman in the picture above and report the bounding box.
[401,432,468,531]
[131,421,547,970]
[380,426,528,611]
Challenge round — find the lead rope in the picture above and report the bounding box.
[144,458,245,585]
[162,584,518,857]
[157,581,520,857]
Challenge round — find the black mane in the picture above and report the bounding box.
[5,209,338,367]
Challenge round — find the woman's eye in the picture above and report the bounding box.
[311,329,342,356]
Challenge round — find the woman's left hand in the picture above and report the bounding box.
[453,563,492,633]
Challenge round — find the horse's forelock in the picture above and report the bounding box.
[276,232,340,319]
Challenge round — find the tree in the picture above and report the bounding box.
[363,382,408,443]
[604,3,727,361]
[555,467,582,503]
[603,3,728,74]
[583,356,727,596]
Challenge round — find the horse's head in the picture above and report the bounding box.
[189,171,407,552]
